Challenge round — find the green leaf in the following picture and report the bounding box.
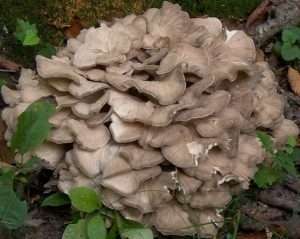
[281,43,300,61]
[87,214,107,239]
[0,169,15,189]
[38,43,56,58]
[14,19,40,46]
[69,187,100,213]
[254,165,282,188]
[62,219,87,239]
[256,131,274,154]
[121,228,153,239]
[10,101,56,154]
[282,29,299,44]
[18,156,41,174]
[0,186,27,229]
[42,192,70,207]
[274,151,298,176]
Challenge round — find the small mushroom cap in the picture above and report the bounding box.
[177,172,202,195]
[128,66,186,105]
[101,166,161,196]
[102,188,124,210]
[69,78,109,99]
[36,55,85,84]
[67,119,111,151]
[73,25,132,69]
[110,114,144,143]
[120,144,164,169]
[192,17,222,37]
[34,142,65,168]
[121,172,175,213]
[151,202,196,236]
[108,90,186,127]
[190,190,231,209]
[1,86,21,106]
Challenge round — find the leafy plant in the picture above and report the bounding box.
[43,187,153,239]
[10,100,56,154]
[0,100,55,230]
[0,157,42,230]
[254,131,300,188]
[13,19,56,58]
[14,19,40,46]
[274,26,300,61]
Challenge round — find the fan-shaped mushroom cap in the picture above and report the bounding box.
[66,119,110,150]
[101,166,161,196]
[151,202,196,236]
[1,86,21,106]
[36,55,85,84]
[109,114,144,143]
[102,188,124,210]
[34,142,65,168]
[73,24,132,69]
[190,190,231,209]
[121,172,175,213]
[175,90,231,122]
[108,90,186,127]
[177,172,202,195]
[71,92,109,119]
[119,144,164,169]
[192,17,222,37]
[69,78,109,99]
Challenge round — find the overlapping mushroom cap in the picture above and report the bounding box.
[1,1,299,238]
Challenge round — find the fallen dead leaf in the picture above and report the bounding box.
[0,56,20,72]
[288,67,300,96]
[64,16,83,39]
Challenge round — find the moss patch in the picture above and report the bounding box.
[0,0,261,67]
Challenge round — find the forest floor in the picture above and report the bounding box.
[1,0,300,239]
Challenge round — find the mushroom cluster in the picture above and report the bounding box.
[1,2,299,237]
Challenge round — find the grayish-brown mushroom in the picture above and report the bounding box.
[1,2,298,238]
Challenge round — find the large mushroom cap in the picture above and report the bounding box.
[1,1,297,238]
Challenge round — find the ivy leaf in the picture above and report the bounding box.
[69,187,100,213]
[256,131,274,154]
[0,186,28,229]
[42,192,70,207]
[87,214,107,239]
[281,43,300,61]
[254,165,282,188]
[62,219,87,239]
[14,19,40,46]
[10,101,56,154]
